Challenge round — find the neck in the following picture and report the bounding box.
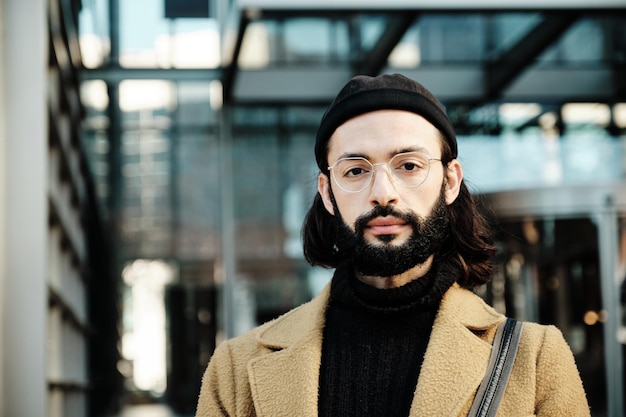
[356,255,434,289]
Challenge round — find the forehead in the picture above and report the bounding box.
[327,109,443,160]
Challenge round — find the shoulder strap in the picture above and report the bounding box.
[468,317,524,417]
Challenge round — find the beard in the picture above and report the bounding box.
[332,188,450,277]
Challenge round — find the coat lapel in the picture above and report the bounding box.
[246,283,331,417]
[245,282,503,417]
[410,285,503,417]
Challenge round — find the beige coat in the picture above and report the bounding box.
[196,283,590,417]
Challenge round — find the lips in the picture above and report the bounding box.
[365,216,407,235]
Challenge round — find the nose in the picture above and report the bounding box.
[368,164,399,207]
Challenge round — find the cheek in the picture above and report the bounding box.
[332,194,364,227]
[402,187,442,216]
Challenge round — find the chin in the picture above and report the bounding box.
[372,234,408,245]
[373,234,395,244]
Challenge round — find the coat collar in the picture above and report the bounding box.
[409,283,503,416]
[246,283,330,417]
[247,282,503,417]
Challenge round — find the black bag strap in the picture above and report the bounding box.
[468,317,524,417]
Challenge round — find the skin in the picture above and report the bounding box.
[318,109,464,289]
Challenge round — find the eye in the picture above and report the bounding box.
[344,165,369,178]
[335,159,371,179]
[401,162,419,171]
[393,156,427,172]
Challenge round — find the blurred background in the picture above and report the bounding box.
[0,0,625,416]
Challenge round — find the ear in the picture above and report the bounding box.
[444,159,463,205]
[317,173,335,215]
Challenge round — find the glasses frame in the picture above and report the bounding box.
[327,151,443,193]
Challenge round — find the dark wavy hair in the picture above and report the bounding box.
[301,134,497,289]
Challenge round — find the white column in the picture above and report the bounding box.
[0,0,5,411]
[1,0,48,416]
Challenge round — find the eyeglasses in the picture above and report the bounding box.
[327,152,442,193]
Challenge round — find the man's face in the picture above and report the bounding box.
[318,109,463,277]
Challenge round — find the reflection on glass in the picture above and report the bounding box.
[419,14,485,62]
[239,22,271,69]
[78,0,110,68]
[615,104,626,129]
[120,259,176,395]
[492,217,606,415]
[120,80,174,113]
[117,0,219,68]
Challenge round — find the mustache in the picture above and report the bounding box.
[354,205,421,235]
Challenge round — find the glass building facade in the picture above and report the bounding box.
[76,1,626,415]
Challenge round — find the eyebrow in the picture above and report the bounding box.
[390,146,429,157]
[336,152,369,160]
[336,146,431,161]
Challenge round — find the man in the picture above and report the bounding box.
[196,74,590,416]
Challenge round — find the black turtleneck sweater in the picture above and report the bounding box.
[318,261,456,417]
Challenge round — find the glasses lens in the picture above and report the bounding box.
[329,152,434,192]
[388,152,431,188]
[332,158,373,192]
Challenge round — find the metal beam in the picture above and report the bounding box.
[502,67,614,102]
[232,67,486,103]
[354,13,419,76]
[231,66,616,104]
[485,12,581,100]
[483,183,626,219]
[222,12,251,104]
[237,0,626,11]
[615,16,626,98]
[82,67,222,83]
